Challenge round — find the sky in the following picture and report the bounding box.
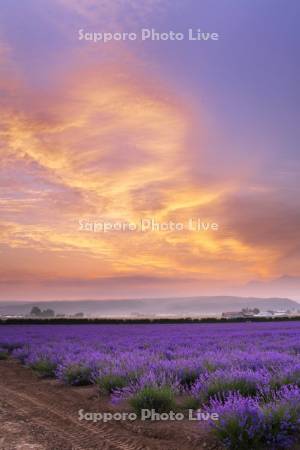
[0,0,300,301]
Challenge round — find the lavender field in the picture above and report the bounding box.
[2,322,300,449]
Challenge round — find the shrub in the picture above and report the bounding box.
[205,393,264,449]
[271,367,300,391]
[206,386,300,449]
[180,395,201,411]
[263,403,298,448]
[262,385,300,448]
[12,346,30,364]
[63,364,92,386]
[196,369,266,404]
[97,374,128,394]
[130,386,176,416]
[203,361,217,373]
[179,369,199,388]
[1,342,22,352]
[0,349,8,360]
[202,377,259,403]
[30,358,57,378]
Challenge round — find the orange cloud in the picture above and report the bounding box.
[1,54,297,300]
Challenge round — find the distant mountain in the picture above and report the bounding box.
[0,296,299,317]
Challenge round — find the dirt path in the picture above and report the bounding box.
[0,361,218,450]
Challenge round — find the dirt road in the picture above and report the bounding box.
[0,361,217,450]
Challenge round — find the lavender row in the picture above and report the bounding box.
[1,322,300,448]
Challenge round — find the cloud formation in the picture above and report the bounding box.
[0,0,299,300]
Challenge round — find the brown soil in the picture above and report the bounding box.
[0,360,220,450]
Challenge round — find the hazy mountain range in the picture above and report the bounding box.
[0,296,299,317]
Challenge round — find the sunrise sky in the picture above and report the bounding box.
[0,0,299,301]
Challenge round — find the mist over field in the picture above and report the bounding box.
[1,296,299,317]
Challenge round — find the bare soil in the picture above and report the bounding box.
[0,360,219,450]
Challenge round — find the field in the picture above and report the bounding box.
[2,322,300,449]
